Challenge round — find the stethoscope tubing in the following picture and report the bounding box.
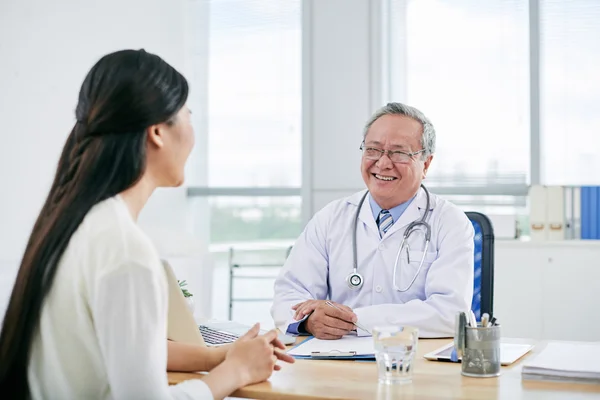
[349,184,432,291]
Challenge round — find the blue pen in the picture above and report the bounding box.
[450,347,458,362]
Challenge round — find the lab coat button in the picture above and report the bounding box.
[378,243,385,251]
[376,285,382,293]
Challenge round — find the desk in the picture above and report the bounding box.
[168,339,600,399]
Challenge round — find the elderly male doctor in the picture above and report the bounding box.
[271,102,474,339]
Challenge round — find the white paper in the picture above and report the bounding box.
[287,335,375,356]
[522,342,600,379]
[500,343,534,365]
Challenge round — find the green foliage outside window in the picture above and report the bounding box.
[210,203,302,243]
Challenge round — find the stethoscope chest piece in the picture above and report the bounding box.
[346,272,364,290]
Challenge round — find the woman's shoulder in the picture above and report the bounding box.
[73,196,161,272]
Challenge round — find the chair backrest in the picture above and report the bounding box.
[465,212,495,320]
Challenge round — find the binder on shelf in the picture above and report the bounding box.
[528,185,571,241]
[580,186,600,240]
[546,186,565,241]
[529,185,548,241]
[564,186,581,240]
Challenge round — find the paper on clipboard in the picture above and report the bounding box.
[287,335,375,359]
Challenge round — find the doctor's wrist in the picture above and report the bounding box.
[298,316,312,335]
[298,319,309,335]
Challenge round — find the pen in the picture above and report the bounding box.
[481,313,489,328]
[450,347,459,362]
[468,310,477,327]
[325,301,370,334]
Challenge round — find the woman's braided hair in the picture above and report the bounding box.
[51,127,91,208]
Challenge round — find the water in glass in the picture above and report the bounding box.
[373,326,418,385]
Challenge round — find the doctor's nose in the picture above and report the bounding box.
[376,153,393,169]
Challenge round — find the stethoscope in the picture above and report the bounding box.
[346,183,432,292]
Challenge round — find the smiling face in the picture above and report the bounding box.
[360,114,433,210]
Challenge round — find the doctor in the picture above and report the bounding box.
[271,102,474,339]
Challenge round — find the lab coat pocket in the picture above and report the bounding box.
[397,250,438,290]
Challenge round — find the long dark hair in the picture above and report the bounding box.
[0,49,188,398]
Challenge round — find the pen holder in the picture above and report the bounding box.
[461,324,501,378]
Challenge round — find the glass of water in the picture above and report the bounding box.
[373,325,419,385]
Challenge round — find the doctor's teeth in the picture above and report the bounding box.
[375,174,396,181]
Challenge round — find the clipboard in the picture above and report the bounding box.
[286,336,376,360]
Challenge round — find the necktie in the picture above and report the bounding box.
[377,210,393,237]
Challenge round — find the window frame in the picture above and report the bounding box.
[187,0,559,223]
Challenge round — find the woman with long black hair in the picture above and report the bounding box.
[0,49,292,399]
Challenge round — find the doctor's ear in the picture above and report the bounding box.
[422,155,433,178]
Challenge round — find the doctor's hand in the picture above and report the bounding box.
[292,300,357,339]
[292,299,354,321]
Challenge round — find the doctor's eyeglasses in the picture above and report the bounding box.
[360,142,425,164]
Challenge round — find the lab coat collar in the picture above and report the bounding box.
[384,187,431,237]
[348,187,434,238]
[347,190,378,235]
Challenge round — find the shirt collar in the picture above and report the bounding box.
[369,192,416,223]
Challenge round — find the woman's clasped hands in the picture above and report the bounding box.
[224,323,295,386]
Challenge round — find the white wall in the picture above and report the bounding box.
[0,0,194,318]
[302,0,378,220]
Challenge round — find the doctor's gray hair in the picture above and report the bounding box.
[363,102,436,158]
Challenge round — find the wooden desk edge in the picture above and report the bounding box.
[168,337,600,400]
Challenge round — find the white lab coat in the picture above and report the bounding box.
[271,187,474,338]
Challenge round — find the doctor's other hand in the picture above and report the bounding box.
[292,300,357,339]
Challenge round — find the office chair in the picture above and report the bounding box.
[465,212,495,321]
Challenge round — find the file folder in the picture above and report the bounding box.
[581,186,600,239]
[287,335,376,360]
[529,185,548,241]
[546,186,565,241]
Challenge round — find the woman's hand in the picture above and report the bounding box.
[234,323,295,371]
[201,323,295,399]
[224,323,294,386]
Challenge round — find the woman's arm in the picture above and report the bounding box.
[94,263,214,398]
[167,340,229,372]
[168,330,295,373]
[94,262,294,399]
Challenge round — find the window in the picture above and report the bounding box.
[187,0,302,244]
[206,0,302,188]
[540,0,600,185]
[387,0,530,192]
[186,1,302,322]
